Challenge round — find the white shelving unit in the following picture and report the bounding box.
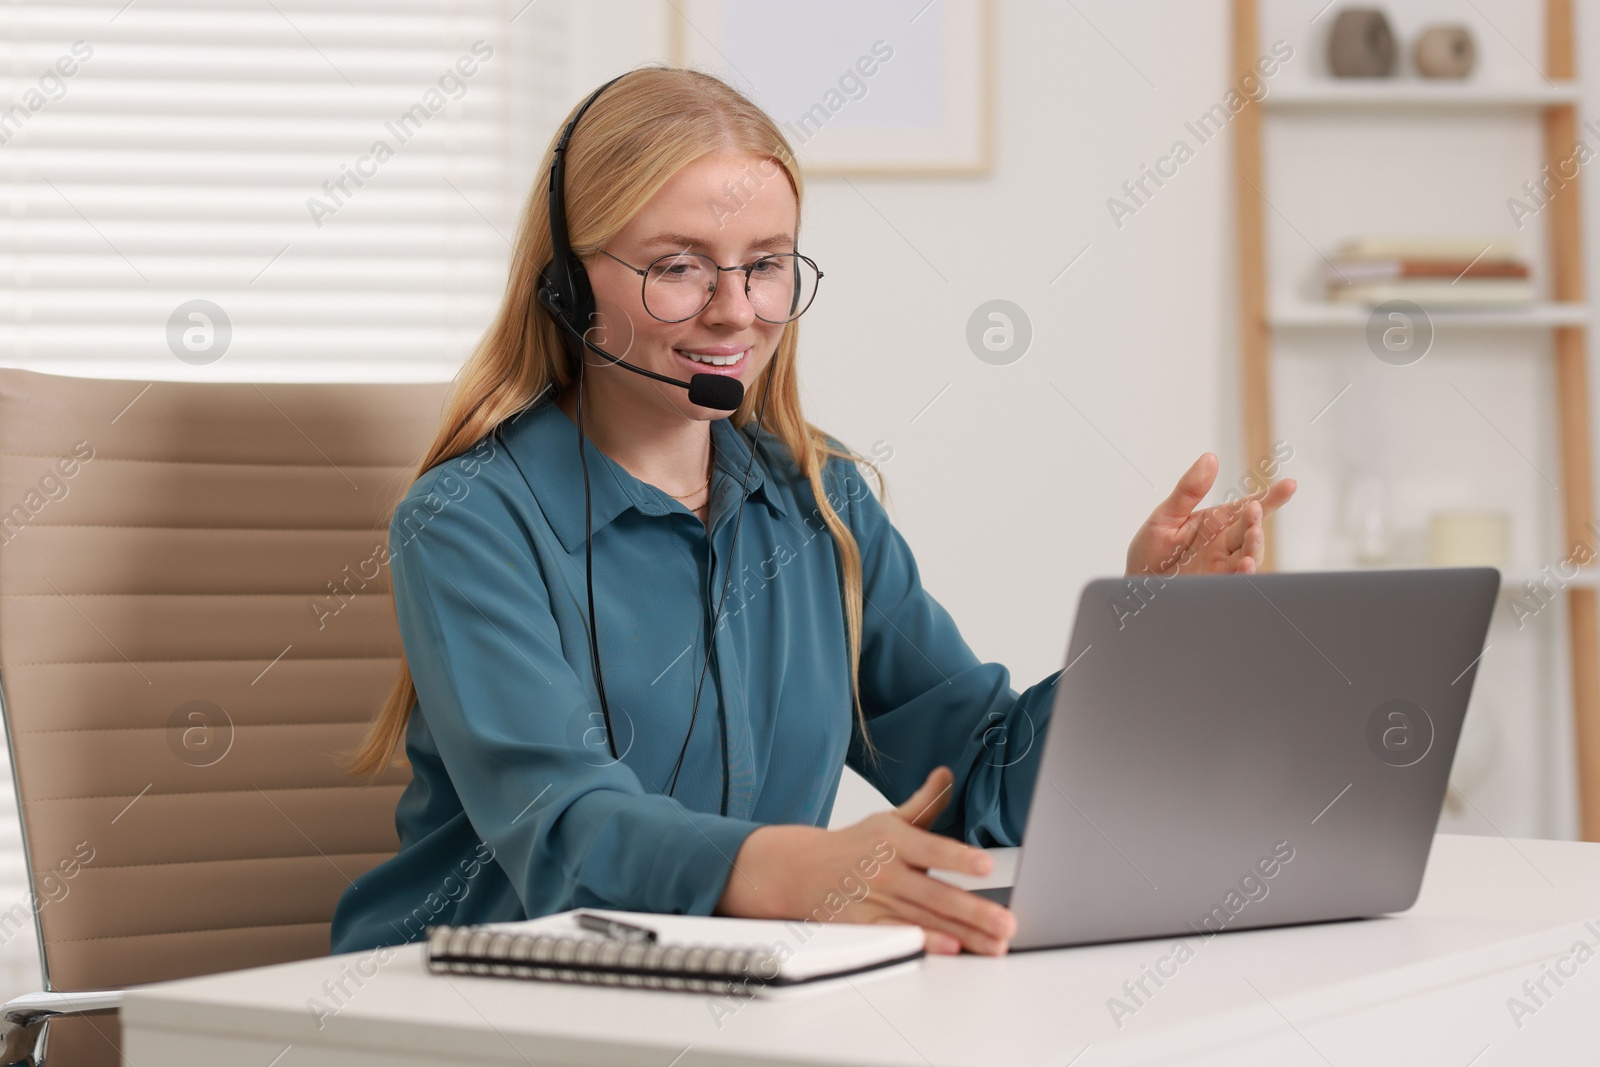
[1234,0,1600,841]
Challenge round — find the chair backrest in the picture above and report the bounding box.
[0,369,449,994]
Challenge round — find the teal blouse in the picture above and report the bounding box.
[329,395,1062,954]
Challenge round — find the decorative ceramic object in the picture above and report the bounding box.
[1348,476,1393,565]
[1328,8,1397,77]
[1428,511,1510,568]
[1415,25,1476,79]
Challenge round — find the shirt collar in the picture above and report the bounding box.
[497,395,788,555]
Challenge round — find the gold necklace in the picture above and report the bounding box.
[666,474,710,500]
[666,441,714,501]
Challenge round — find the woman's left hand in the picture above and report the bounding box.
[1124,453,1296,577]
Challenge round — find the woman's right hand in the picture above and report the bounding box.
[714,766,1017,955]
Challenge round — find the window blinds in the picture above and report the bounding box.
[1,0,561,380]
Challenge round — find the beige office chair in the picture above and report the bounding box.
[0,369,449,1066]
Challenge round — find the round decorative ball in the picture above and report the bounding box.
[1415,24,1476,78]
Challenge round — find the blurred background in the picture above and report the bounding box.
[2,0,1598,998]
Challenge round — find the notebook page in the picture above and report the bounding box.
[477,909,925,982]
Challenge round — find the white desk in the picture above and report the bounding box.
[122,834,1600,1066]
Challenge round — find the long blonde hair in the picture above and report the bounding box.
[350,65,881,780]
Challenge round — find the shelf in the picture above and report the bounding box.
[1270,302,1588,329]
[1320,566,1597,595]
[1503,571,1600,594]
[1266,81,1581,110]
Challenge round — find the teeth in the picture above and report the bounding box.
[680,350,744,366]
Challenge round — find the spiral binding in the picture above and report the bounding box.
[424,925,785,995]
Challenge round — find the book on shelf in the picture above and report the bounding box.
[1325,238,1533,308]
[1328,258,1530,282]
[424,908,927,998]
[1336,238,1519,261]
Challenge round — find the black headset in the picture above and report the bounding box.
[535,73,745,412]
[533,71,781,815]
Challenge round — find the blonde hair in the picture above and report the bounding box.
[350,65,881,779]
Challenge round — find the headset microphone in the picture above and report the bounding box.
[533,284,745,411]
[686,371,744,411]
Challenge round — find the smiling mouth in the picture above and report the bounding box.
[674,348,748,374]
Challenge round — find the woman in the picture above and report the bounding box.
[330,66,1294,959]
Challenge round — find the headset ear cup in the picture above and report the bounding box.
[536,269,580,375]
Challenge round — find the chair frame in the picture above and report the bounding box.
[0,680,125,1067]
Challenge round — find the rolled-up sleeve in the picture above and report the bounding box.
[836,461,1062,847]
[391,487,765,917]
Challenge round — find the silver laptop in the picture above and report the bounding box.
[933,567,1499,951]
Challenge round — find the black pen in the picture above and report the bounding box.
[574,911,658,943]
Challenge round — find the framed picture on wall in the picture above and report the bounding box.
[667,0,993,177]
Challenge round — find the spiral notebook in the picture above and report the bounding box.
[425,908,926,997]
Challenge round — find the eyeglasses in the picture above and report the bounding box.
[598,249,823,324]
